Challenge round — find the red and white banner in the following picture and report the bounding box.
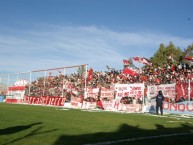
[82,101,96,109]
[85,88,99,99]
[23,96,66,106]
[102,100,117,110]
[5,98,23,104]
[121,104,142,112]
[115,84,144,100]
[147,84,176,99]
[70,96,83,108]
[100,87,114,100]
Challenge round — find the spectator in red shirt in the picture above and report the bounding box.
[96,98,104,110]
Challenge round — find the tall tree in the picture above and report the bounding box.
[151,42,183,66]
[183,44,193,56]
[77,65,86,77]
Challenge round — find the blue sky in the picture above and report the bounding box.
[0,0,193,74]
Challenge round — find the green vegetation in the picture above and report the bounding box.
[0,103,193,145]
[150,42,193,67]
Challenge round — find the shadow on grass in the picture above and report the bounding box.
[0,122,42,135]
[1,122,58,145]
[53,123,193,145]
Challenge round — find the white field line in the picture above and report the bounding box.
[143,113,193,119]
[84,132,193,145]
[167,121,193,123]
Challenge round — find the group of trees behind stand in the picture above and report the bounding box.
[23,42,193,103]
[150,41,193,68]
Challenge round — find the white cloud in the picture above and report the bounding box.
[0,24,193,74]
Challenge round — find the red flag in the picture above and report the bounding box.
[184,56,193,61]
[123,59,131,65]
[175,82,188,102]
[133,57,151,65]
[87,68,93,81]
[122,67,138,76]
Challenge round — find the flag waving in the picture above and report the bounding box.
[123,59,131,66]
[184,56,193,61]
[133,56,151,65]
[87,68,93,81]
[122,67,138,76]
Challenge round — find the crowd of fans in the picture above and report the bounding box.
[24,62,193,102]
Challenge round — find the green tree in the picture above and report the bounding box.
[77,65,86,77]
[179,43,193,65]
[151,42,183,66]
[183,44,193,56]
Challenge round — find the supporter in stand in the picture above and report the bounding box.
[120,97,133,104]
[96,98,104,110]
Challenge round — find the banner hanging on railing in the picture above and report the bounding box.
[114,83,144,100]
[4,82,193,114]
[147,84,176,99]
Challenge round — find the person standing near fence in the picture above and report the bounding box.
[156,90,165,115]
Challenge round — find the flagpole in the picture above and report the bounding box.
[43,70,46,96]
[142,81,145,113]
[84,64,88,99]
[62,68,65,97]
[29,71,32,96]
[188,79,190,101]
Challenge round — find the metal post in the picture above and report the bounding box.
[7,74,10,96]
[62,68,66,97]
[142,82,145,113]
[188,79,190,101]
[84,64,88,99]
[43,70,46,96]
[29,71,32,95]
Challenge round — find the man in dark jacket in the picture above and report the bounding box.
[156,90,165,115]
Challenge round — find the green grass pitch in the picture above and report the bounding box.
[0,103,193,145]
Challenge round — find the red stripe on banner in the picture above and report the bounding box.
[5,99,22,103]
[8,86,25,91]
